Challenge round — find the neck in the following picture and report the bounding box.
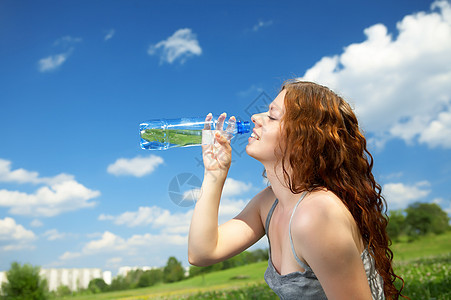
[264,163,303,210]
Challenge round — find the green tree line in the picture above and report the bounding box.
[0,248,268,299]
[387,202,450,241]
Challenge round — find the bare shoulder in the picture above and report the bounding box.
[243,186,276,222]
[292,190,354,240]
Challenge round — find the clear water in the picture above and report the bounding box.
[140,128,203,150]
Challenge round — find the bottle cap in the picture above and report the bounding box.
[236,121,250,134]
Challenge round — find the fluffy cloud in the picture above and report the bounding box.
[38,52,71,72]
[38,35,82,72]
[300,0,451,149]
[0,159,73,185]
[59,230,186,261]
[99,178,253,230]
[0,159,99,217]
[148,28,202,64]
[0,217,36,251]
[382,181,431,210]
[99,206,193,234]
[107,155,164,177]
[222,178,253,197]
[43,229,67,241]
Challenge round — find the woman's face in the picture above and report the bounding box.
[246,89,286,163]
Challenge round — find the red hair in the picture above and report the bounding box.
[276,81,405,299]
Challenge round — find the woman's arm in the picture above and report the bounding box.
[188,171,268,266]
[188,115,268,266]
[292,193,373,300]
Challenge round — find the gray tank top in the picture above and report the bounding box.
[264,192,385,299]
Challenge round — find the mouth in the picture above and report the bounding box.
[250,131,261,140]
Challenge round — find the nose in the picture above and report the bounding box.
[251,112,264,126]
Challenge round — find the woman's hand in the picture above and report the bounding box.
[202,113,235,174]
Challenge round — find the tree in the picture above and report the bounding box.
[405,202,450,238]
[387,210,406,240]
[137,269,163,287]
[1,262,48,300]
[55,285,71,297]
[88,278,108,293]
[163,257,185,283]
[109,275,128,291]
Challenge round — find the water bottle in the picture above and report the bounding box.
[139,115,251,150]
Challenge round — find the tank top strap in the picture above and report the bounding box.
[289,191,311,271]
[265,198,279,233]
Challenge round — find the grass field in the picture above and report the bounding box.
[66,231,451,300]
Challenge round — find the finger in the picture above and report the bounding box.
[204,113,213,130]
[216,112,226,131]
[215,131,232,151]
[225,116,236,134]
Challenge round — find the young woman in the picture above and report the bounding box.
[188,81,404,299]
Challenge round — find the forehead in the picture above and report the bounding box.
[269,89,286,112]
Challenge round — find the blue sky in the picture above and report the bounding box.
[1,0,450,275]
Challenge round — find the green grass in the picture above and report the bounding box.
[391,231,451,261]
[65,232,451,300]
[64,261,268,300]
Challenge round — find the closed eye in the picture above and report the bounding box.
[267,114,276,120]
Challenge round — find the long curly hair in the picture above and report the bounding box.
[275,80,405,299]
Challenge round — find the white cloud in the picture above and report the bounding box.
[59,230,186,261]
[38,35,81,72]
[99,206,192,233]
[418,108,451,148]
[0,158,99,217]
[299,0,451,149]
[104,29,115,41]
[252,20,273,32]
[83,231,127,253]
[0,180,99,217]
[0,158,73,185]
[43,229,66,241]
[53,36,82,46]
[59,251,81,260]
[218,198,248,225]
[148,28,202,64]
[30,219,43,227]
[98,178,252,230]
[107,155,164,177]
[38,52,71,72]
[0,217,36,251]
[222,178,253,197]
[382,181,431,210]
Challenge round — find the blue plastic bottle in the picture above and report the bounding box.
[140,115,250,150]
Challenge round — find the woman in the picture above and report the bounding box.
[188,81,404,299]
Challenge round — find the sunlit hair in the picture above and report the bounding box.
[276,80,405,299]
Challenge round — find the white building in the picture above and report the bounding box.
[117,266,154,277]
[0,268,112,292]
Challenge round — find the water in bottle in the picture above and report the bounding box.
[140,115,250,150]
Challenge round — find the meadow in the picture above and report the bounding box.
[66,231,451,300]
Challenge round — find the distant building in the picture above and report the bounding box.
[0,268,112,292]
[117,266,190,277]
[117,266,154,277]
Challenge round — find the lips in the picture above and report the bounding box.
[251,130,261,140]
